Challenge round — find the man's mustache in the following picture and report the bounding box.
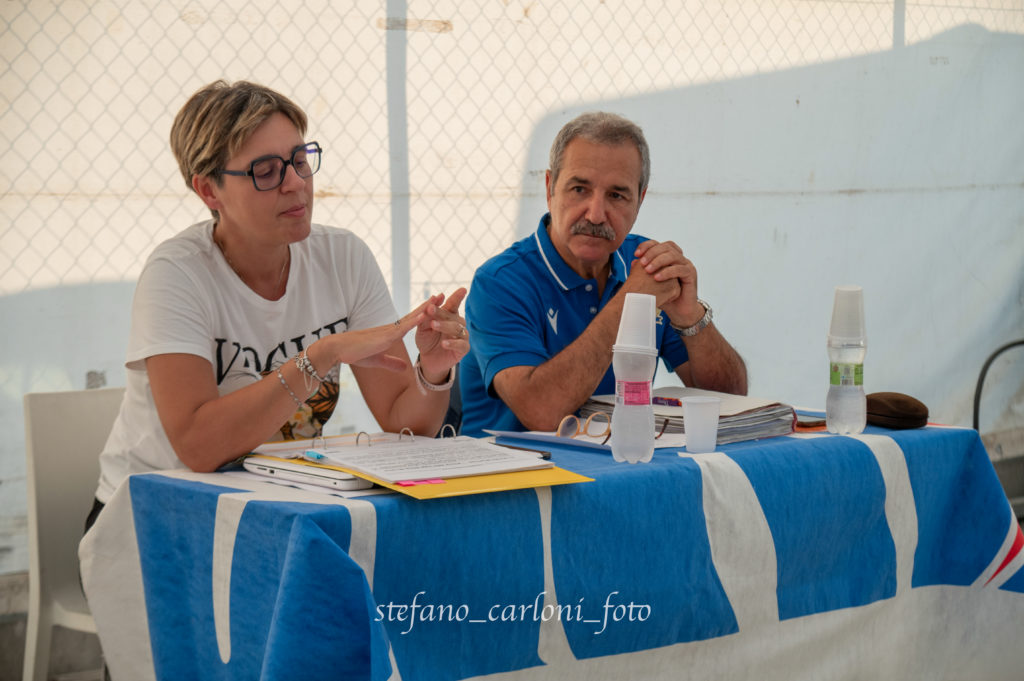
[570,220,615,240]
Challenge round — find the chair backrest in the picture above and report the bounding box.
[24,387,125,615]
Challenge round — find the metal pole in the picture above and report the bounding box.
[386,0,411,314]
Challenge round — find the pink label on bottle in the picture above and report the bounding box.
[616,380,651,406]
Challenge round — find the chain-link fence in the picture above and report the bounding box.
[4,1,1021,301]
[1,0,1022,574]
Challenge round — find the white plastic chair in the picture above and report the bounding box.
[23,387,124,681]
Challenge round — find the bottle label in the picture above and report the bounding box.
[615,380,651,406]
[830,363,863,386]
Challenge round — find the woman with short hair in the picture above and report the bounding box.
[88,80,468,525]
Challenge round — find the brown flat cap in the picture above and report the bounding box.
[866,392,929,429]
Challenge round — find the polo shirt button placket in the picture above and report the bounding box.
[584,283,597,315]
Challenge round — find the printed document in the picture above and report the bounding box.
[309,435,554,482]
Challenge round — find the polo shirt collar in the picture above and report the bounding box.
[533,213,629,292]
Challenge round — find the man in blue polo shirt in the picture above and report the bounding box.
[459,112,747,436]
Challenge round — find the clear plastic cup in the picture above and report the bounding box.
[615,292,656,351]
[682,396,721,454]
[829,285,865,343]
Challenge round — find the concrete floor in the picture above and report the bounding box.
[0,572,104,681]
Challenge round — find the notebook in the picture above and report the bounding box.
[243,454,374,491]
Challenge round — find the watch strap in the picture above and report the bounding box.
[670,299,713,337]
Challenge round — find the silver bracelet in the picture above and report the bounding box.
[275,367,305,408]
[294,351,325,395]
[415,355,456,393]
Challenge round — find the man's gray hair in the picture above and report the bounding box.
[548,112,650,197]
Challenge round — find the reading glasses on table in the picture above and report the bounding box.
[557,411,670,445]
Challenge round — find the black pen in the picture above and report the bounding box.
[496,443,552,460]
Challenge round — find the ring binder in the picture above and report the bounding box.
[246,431,592,499]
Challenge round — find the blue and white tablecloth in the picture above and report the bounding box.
[80,426,1024,680]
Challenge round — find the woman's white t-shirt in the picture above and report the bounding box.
[95,220,397,502]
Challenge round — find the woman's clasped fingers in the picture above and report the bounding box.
[421,289,466,332]
[431,315,466,335]
[417,288,470,363]
[443,288,469,349]
[440,287,467,314]
[434,318,469,350]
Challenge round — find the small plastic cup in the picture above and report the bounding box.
[682,396,721,454]
[615,292,656,351]
[829,285,865,342]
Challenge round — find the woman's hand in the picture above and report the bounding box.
[322,304,431,372]
[414,287,470,382]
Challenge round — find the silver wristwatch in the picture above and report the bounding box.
[670,299,713,337]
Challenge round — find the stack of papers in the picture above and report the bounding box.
[486,428,688,452]
[251,433,592,500]
[581,386,795,445]
[312,436,555,482]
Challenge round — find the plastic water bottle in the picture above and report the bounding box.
[610,293,658,463]
[826,285,867,435]
[610,348,657,463]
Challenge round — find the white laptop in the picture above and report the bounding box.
[243,454,374,491]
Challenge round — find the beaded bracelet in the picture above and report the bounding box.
[276,367,305,408]
[414,355,456,395]
[294,350,325,395]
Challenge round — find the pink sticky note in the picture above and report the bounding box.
[397,480,416,487]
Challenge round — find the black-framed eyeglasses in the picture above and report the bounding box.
[220,141,322,191]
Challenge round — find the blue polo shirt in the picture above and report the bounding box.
[459,214,690,436]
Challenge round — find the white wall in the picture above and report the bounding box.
[517,24,1024,427]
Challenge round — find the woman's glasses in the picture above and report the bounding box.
[220,141,322,191]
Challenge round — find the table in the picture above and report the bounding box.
[80,426,1024,680]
